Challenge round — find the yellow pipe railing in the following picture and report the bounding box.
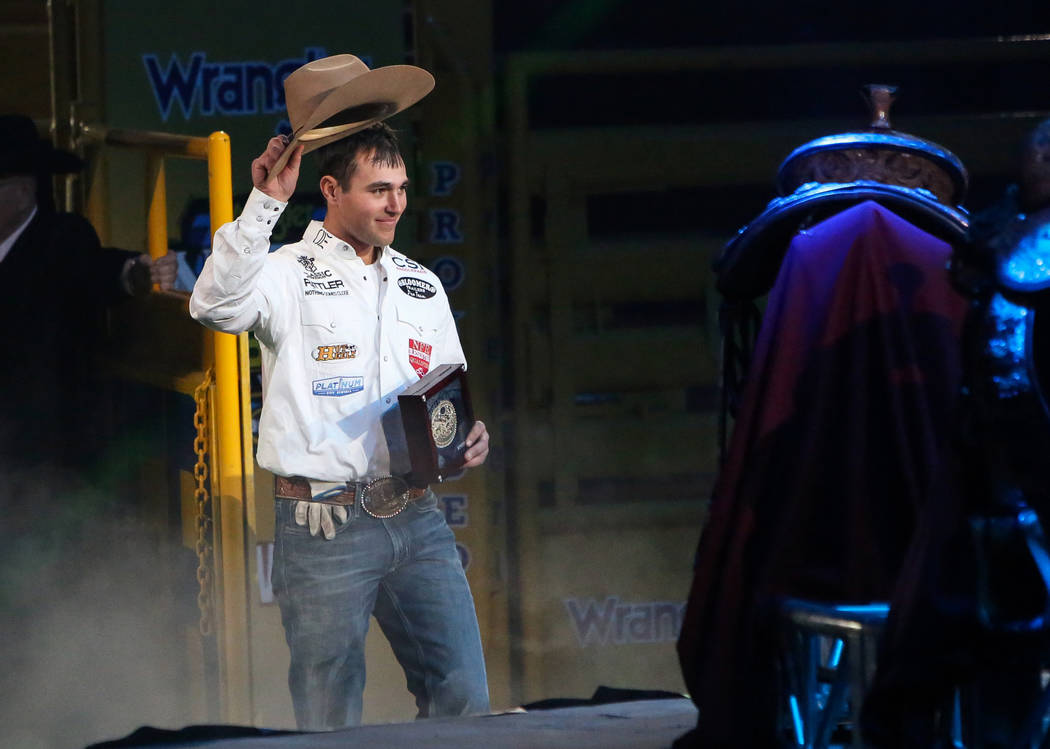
[78,124,253,724]
[145,155,167,265]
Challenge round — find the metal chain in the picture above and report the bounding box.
[193,369,215,637]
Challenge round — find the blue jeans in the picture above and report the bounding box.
[271,490,490,730]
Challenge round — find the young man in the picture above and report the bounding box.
[189,123,490,730]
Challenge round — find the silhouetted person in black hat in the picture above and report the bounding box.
[0,114,184,747]
[0,114,177,467]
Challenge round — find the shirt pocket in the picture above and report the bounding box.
[301,301,361,377]
[301,301,340,343]
[396,301,441,341]
[396,302,441,377]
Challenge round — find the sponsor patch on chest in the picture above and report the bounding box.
[297,254,332,279]
[298,254,347,295]
[304,278,347,296]
[312,376,364,397]
[312,344,357,361]
[409,339,432,377]
[391,256,428,274]
[397,277,436,299]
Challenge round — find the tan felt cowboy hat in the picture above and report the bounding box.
[268,54,435,178]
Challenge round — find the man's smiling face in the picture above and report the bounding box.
[322,149,408,256]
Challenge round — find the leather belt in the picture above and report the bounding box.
[275,475,355,504]
[275,475,427,517]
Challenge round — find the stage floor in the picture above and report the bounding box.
[94,698,697,749]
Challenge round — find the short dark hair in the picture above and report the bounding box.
[315,122,403,190]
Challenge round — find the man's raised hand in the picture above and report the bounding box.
[251,136,304,203]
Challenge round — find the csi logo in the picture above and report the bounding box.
[313,344,357,362]
[391,256,427,273]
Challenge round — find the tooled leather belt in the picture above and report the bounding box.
[275,475,427,518]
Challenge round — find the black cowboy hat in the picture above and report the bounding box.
[0,114,83,176]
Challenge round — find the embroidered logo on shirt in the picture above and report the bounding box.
[397,277,437,299]
[391,256,428,274]
[312,376,364,396]
[312,344,357,361]
[409,339,432,377]
[304,278,346,296]
[313,228,333,247]
[297,254,333,280]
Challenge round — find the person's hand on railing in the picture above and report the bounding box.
[122,251,179,295]
[252,135,303,203]
[149,252,178,290]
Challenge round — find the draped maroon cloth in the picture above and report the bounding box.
[677,201,968,746]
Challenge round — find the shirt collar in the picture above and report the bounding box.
[304,221,385,264]
[0,205,37,265]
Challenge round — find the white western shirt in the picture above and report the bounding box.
[189,188,466,482]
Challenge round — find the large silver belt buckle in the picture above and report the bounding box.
[360,476,411,518]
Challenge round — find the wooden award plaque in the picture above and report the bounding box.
[398,363,474,484]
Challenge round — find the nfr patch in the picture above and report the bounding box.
[409,339,432,377]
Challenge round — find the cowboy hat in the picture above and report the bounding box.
[268,54,435,178]
[0,114,84,176]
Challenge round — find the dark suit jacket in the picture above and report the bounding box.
[0,209,135,471]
